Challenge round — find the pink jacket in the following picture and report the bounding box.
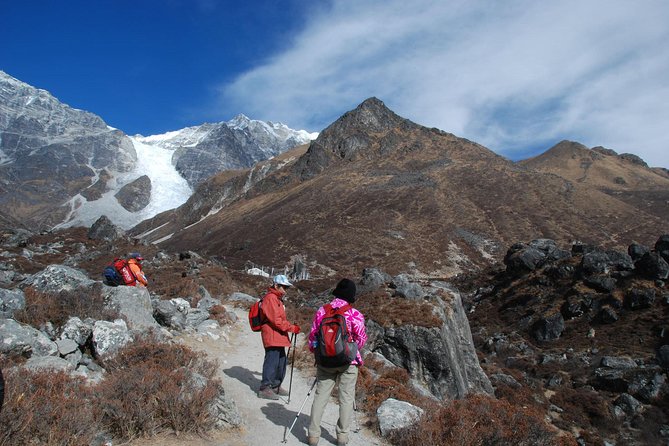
[308,297,367,365]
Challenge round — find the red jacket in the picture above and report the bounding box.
[260,287,293,348]
[127,258,148,287]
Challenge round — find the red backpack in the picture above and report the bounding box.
[248,298,265,332]
[315,304,358,367]
[113,258,136,286]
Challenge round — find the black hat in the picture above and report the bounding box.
[333,278,357,303]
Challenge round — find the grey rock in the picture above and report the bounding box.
[601,356,637,369]
[391,274,425,300]
[628,243,650,262]
[65,349,83,367]
[358,268,392,294]
[490,373,522,389]
[625,288,656,310]
[635,252,669,280]
[197,320,220,334]
[25,356,75,373]
[0,288,25,318]
[20,264,95,293]
[504,244,546,276]
[531,312,565,341]
[55,338,79,356]
[60,316,93,346]
[210,385,243,428]
[153,299,187,329]
[658,345,669,369]
[186,308,210,328]
[88,215,125,241]
[1,229,32,248]
[629,369,666,402]
[92,319,132,357]
[614,393,642,417]
[368,287,493,400]
[115,175,152,212]
[584,275,617,293]
[0,318,58,357]
[599,306,619,323]
[102,285,158,330]
[227,292,256,303]
[377,398,424,437]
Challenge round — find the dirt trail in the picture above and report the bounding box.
[129,307,388,446]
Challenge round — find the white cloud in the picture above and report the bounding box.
[218,0,669,167]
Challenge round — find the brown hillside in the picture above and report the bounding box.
[131,99,668,276]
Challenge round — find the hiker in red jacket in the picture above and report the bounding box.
[258,274,301,400]
[127,253,148,287]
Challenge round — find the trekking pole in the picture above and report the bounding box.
[287,332,297,403]
[352,398,361,433]
[282,377,318,443]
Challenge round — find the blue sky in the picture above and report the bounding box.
[2,0,668,167]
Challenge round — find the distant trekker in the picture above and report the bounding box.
[257,274,301,400]
[307,278,367,446]
[127,252,148,287]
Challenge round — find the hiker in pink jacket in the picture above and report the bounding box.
[307,278,367,446]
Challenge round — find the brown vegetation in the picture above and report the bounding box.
[391,394,577,446]
[0,337,221,445]
[14,285,118,328]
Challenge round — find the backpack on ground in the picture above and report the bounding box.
[102,265,123,286]
[315,304,358,367]
[248,298,265,332]
[104,258,135,286]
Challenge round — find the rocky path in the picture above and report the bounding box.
[130,307,388,446]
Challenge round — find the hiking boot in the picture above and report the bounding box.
[257,387,279,400]
[307,436,319,446]
[274,386,289,396]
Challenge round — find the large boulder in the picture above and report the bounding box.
[92,319,132,357]
[0,288,25,318]
[635,252,669,280]
[0,318,58,357]
[20,264,96,293]
[102,285,158,330]
[377,398,424,437]
[87,215,125,241]
[655,234,669,262]
[531,312,565,341]
[59,316,94,346]
[367,280,493,400]
[114,175,151,212]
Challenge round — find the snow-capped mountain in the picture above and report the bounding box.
[0,70,317,230]
[136,115,318,188]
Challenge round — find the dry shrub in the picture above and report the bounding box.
[0,369,97,446]
[95,336,220,440]
[14,285,117,328]
[357,367,427,416]
[356,291,442,328]
[549,386,616,434]
[209,304,236,325]
[393,394,576,446]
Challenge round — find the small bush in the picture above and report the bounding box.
[96,336,221,439]
[393,394,576,446]
[356,291,442,328]
[0,369,97,446]
[14,285,117,328]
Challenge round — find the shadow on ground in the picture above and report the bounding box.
[223,365,261,392]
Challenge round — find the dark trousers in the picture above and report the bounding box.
[260,346,287,390]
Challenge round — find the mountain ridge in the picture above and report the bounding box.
[0,71,316,230]
[131,98,669,276]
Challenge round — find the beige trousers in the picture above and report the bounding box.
[308,364,358,441]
